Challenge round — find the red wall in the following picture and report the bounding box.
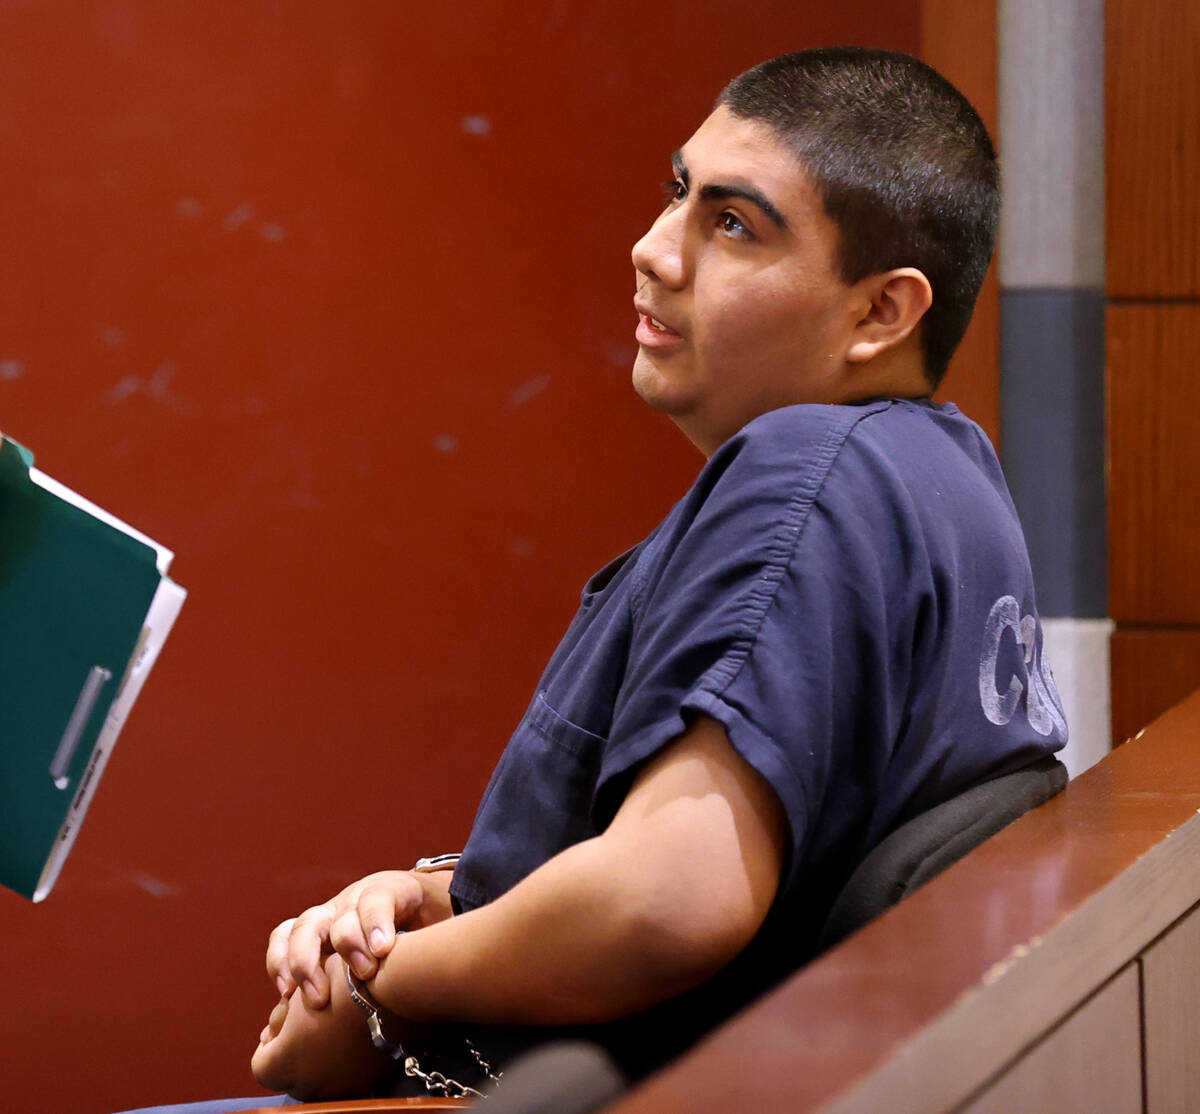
[0,5,920,1110]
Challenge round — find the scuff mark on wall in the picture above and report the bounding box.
[222,202,255,231]
[147,361,176,399]
[509,375,550,407]
[104,362,191,412]
[130,871,180,898]
[607,343,636,368]
[176,197,286,244]
[106,374,142,403]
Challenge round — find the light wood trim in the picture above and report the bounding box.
[240,1099,471,1112]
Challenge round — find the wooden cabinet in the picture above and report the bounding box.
[1107,0,1200,298]
[1106,0,1200,743]
[961,965,1142,1114]
[1142,905,1200,1114]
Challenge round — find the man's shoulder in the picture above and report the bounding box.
[704,400,887,487]
[713,398,980,492]
[731,397,975,456]
[737,398,891,447]
[655,397,1004,573]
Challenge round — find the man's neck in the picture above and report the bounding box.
[836,348,932,405]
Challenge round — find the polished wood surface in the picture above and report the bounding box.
[1142,902,1200,1114]
[1107,305,1200,624]
[1110,629,1200,746]
[610,689,1200,1114]
[241,1099,471,1113]
[1107,0,1200,297]
[960,964,1142,1114]
[923,0,1000,448]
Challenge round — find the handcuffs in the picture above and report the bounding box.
[342,853,500,1098]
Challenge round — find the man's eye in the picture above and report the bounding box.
[661,179,686,205]
[719,211,750,238]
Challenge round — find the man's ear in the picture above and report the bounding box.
[844,268,933,365]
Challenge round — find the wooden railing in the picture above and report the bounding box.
[611,689,1200,1114]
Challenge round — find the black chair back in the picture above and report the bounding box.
[820,755,1068,951]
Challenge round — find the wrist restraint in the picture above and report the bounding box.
[343,853,499,1099]
[344,963,501,1099]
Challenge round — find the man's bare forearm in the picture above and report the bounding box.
[369,717,785,1027]
[370,840,721,1024]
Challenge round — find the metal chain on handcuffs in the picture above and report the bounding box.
[343,854,501,1098]
[345,962,503,1098]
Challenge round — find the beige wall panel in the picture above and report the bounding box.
[1107,0,1200,296]
[1143,902,1200,1114]
[1107,305,1200,623]
[959,964,1142,1114]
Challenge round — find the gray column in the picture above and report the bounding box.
[998,0,1109,775]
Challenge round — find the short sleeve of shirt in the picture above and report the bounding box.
[596,402,898,886]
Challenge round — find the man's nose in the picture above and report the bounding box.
[632,206,687,289]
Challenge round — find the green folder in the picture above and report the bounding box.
[0,436,187,901]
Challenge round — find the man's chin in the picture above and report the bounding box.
[631,352,687,414]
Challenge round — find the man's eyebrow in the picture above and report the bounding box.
[671,150,689,186]
[670,149,789,232]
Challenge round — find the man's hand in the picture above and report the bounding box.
[252,954,396,1101]
[266,868,454,1009]
[258,991,292,1049]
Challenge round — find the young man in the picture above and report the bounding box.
[244,46,1065,1103]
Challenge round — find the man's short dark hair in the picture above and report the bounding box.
[718,47,999,389]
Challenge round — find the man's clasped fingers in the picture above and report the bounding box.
[286,903,338,1008]
[258,992,291,1047]
[266,917,299,997]
[265,872,429,1008]
[360,873,423,948]
[329,904,377,979]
